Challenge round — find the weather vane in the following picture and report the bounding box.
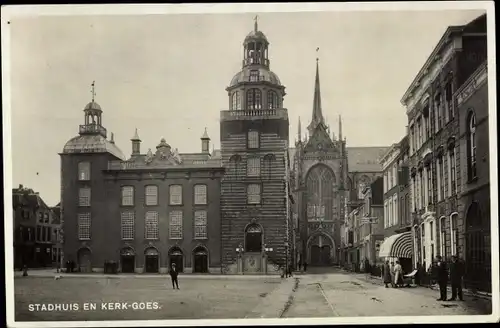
[254,15,259,31]
[91,81,96,102]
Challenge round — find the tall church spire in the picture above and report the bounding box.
[308,48,325,134]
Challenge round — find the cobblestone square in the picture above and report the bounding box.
[14,276,281,321]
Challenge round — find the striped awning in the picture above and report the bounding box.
[378,231,413,259]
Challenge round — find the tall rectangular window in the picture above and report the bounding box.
[79,187,91,207]
[145,211,159,240]
[247,184,261,204]
[440,217,447,258]
[169,210,183,239]
[145,185,158,206]
[417,118,422,149]
[445,82,454,121]
[449,150,457,196]
[435,93,442,131]
[439,159,445,200]
[78,162,90,181]
[426,166,432,205]
[78,213,91,240]
[169,185,182,205]
[420,172,425,208]
[436,160,441,202]
[121,186,134,206]
[410,125,415,155]
[121,212,135,240]
[394,197,398,226]
[194,184,207,205]
[194,210,208,239]
[247,157,261,176]
[248,131,259,149]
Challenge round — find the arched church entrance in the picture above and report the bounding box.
[465,202,491,292]
[144,247,159,273]
[245,224,263,253]
[168,247,184,273]
[77,247,92,273]
[308,233,334,267]
[192,246,209,273]
[120,247,135,273]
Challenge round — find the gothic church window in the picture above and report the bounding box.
[306,165,335,221]
[246,89,262,110]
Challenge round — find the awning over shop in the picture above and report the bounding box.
[378,231,413,259]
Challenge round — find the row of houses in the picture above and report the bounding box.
[340,13,491,292]
[13,185,62,269]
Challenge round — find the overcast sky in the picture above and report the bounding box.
[6,7,486,205]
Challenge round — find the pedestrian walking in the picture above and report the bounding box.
[390,262,395,287]
[433,255,448,301]
[169,263,180,290]
[448,255,464,301]
[394,260,403,287]
[288,264,294,278]
[383,261,392,288]
[303,261,308,272]
[298,260,302,272]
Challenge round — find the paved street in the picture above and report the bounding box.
[14,269,491,322]
[283,270,492,318]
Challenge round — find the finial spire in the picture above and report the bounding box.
[308,47,325,135]
[254,15,259,31]
[131,128,141,141]
[201,127,210,139]
[91,81,96,102]
[316,47,319,62]
[339,114,343,141]
[110,132,115,143]
[298,116,302,142]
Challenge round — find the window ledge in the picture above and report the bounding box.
[120,205,135,208]
[169,203,184,207]
[169,238,183,240]
[466,176,478,184]
[194,237,208,240]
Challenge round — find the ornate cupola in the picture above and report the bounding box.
[155,137,171,158]
[80,81,107,138]
[201,127,210,154]
[226,17,286,112]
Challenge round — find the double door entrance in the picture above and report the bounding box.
[310,245,331,266]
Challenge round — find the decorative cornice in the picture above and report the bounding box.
[401,28,461,113]
[456,61,488,106]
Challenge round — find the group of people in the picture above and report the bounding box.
[382,255,465,301]
[382,260,404,288]
[431,255,465,301]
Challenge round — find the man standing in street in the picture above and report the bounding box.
[448,255,464,301]
[434,255,448,301]
[169,263,179,290]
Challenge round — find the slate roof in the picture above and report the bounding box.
[346,146,390,172]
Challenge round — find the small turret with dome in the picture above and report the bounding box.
[62,81,126,160]
[226,17,286,111]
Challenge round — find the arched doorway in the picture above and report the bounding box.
[192,246,209,273]
[120,247,135,273]
[168,247,184,272]
[465,202,491,292]
[245,224,263,253]
[77,247,92,273]
[308,233,334,266]
[144,247,159,273]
